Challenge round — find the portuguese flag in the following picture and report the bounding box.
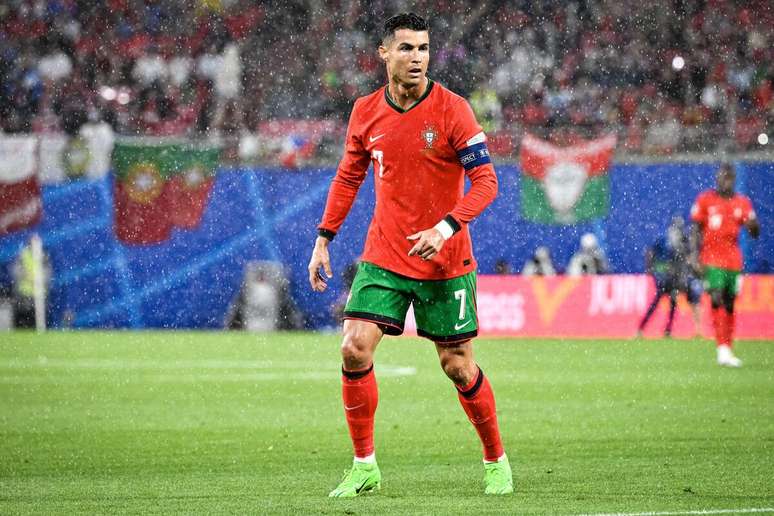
[166,147,220,229]
[112,141,220,245]
[519,134,616,224]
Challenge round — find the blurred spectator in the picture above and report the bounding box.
[215,98,244,163]
[494,259,512,275]
[521,246,556,276]
[644,106,682,154]
[10,233,51,329]
[76,107,115,178]
[567,233,609,275]
[469,83,503,133]
[38,41,73,83]
[226,260,303,331]
[132,47,168,87]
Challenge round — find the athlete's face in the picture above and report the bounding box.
[716,168,735,196]
[379,29,429,87]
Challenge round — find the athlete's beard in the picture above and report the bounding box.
[390,69,425,90]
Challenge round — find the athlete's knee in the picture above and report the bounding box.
[341,322,379,368]
[437,343,476,385]
[443,361,472,385]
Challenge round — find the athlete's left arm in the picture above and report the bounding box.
[407,99,498,260]
[449,160,498,225]
[445,98,499,227]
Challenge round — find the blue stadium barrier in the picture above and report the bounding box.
[0,161,771,329]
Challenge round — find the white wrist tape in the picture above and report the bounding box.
[434,219,454,240]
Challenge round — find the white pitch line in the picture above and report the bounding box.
[0,358,415,374]
[1,358,316,370]
[0,360,416,383]
[577,508,774,516]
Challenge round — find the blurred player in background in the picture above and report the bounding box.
[308,13,511,497]
[637,216,701,338]
[637,218,683,338]
[690,164,760,366]
[674,216,704,337]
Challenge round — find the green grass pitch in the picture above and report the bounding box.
[1,331,773,515]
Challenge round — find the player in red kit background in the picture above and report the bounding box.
[691,164,760,367]
[307,13,512,497]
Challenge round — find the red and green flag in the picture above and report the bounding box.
[165,147,219,229]
[519,134,616,224]
[112,140,220,245]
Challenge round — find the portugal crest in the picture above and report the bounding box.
[421,125,438,149]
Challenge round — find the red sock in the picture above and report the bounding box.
[341,364,378,458]
[712,306,728,347]
[724,310,735,349]
[456,367,505,462]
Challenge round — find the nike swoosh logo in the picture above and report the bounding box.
[454,320,472,331]
[355,478,369,494]
[344,403,365,411]
[369,134,385,142]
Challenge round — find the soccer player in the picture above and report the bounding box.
[307,13,511,497]
[690,164,760,367]
[637,216,698,338]
[637,220,682,338]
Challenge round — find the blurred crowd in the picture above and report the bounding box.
[1,0,772,156]
[514,233,609,277]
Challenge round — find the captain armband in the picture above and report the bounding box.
[456,139,491,171]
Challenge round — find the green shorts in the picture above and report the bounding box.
[343,262,478,343]
[703,266,741,296]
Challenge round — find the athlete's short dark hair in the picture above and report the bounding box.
[382,12,428,43]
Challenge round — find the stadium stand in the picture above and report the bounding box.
[1,0,771,157]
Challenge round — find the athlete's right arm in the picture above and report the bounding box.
[309,101,371,291]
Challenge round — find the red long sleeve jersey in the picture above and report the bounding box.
[318,80,498,280]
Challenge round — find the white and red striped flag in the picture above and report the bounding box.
[0,136,43,236]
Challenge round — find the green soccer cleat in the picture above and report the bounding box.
[484,454,513,495]
[328,461,381,498]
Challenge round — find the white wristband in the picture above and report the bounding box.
[434,219,454,240]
